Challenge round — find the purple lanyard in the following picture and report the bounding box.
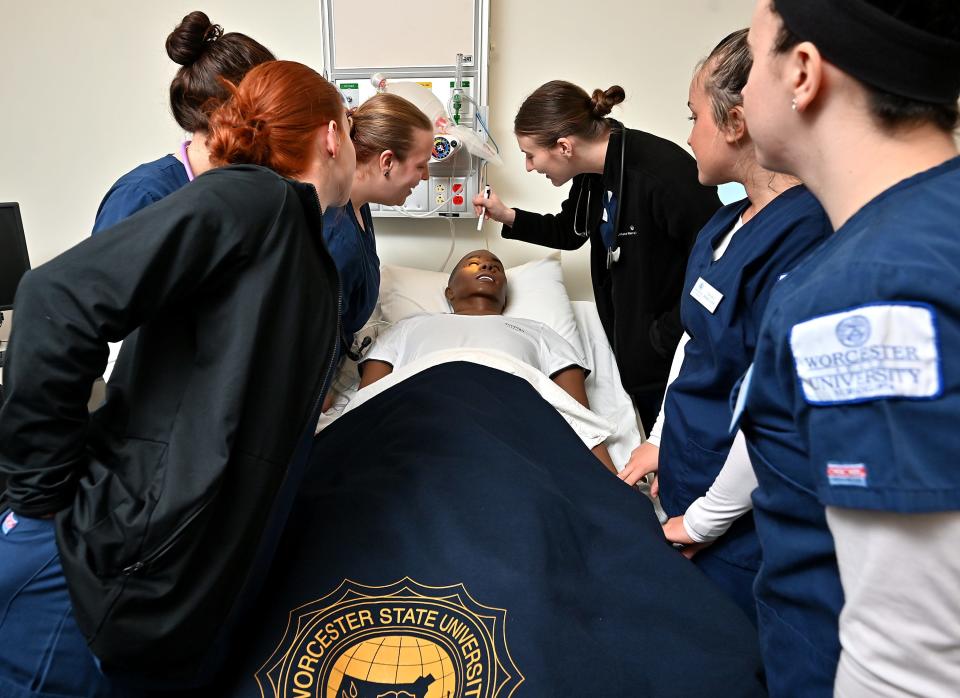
[179,140,196,182]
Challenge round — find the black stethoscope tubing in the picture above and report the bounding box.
[572,127,627,252]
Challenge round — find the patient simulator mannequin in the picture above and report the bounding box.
[360,249,615,472]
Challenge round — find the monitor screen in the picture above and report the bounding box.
[0,203,31,311]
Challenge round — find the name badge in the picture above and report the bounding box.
[789,303,941,405]
[691,277,723,313]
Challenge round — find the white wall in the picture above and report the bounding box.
[0,0,755,304]
[378,0,757,299]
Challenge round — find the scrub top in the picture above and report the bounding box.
[657,186,830,611]
[92,154,190,233]
[322,202,380,344]
[739,156,960,696]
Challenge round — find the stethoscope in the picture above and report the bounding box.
[572,128,627,269]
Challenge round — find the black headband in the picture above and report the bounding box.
[775,0,960,104]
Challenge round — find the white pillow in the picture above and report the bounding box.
[378,253,587,362]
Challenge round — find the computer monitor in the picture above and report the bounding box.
[0,203,31,312]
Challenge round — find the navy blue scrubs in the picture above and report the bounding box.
[740,156,960,696]
[92,155,190,234]
[321,202,380,347]
[658,185,830,623]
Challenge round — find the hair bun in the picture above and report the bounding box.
[247,117,271,140]
[166,10,221,66]
[239,116,272,162]
[590,85,626,118]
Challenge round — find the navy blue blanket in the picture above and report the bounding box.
[220,362,765,697]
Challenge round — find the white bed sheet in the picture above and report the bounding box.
[571,301,645,470]
[341,347,616,450]
[318,300,644,472]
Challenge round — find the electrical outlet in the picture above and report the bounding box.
[429,177,451,213]
[449,178,468,212]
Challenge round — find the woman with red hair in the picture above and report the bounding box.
[0,60,355,694]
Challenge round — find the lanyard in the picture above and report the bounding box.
[601,191,622,269]
[179,140,196,182]
[599,190,618,249]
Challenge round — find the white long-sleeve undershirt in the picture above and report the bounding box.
[647,216,757,543]
[829,508,960,698]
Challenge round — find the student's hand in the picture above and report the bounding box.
[472,188,515,226]
[618,441,660,487]
[663,516,708,560]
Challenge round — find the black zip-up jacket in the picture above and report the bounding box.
[503,124,721,398]
[0,165,340,681]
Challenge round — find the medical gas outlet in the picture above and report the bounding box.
[431,134,461,162]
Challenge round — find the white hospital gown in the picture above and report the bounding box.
[364,313,586,379]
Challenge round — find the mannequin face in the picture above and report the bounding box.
[516,134,581,186]
[444,249,507,312]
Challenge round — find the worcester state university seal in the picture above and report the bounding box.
[255,578,523,698]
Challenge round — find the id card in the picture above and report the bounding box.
[691,277,723,314]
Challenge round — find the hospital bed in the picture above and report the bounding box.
[203,255,765,697]
[318,254,644,471]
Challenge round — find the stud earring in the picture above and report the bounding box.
[383,169,390,178]
[791,97,798,111]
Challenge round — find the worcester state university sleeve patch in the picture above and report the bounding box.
[788,303,941,405]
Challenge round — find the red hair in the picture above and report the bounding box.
[207,60,344,176]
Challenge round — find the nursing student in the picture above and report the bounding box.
[739,1,960,695]
[0,61,355,696]
[90,11,274,381]
[617,29,830,624]
[92,10,274,232]
[473,81,721,433]
[322,94,433,360]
